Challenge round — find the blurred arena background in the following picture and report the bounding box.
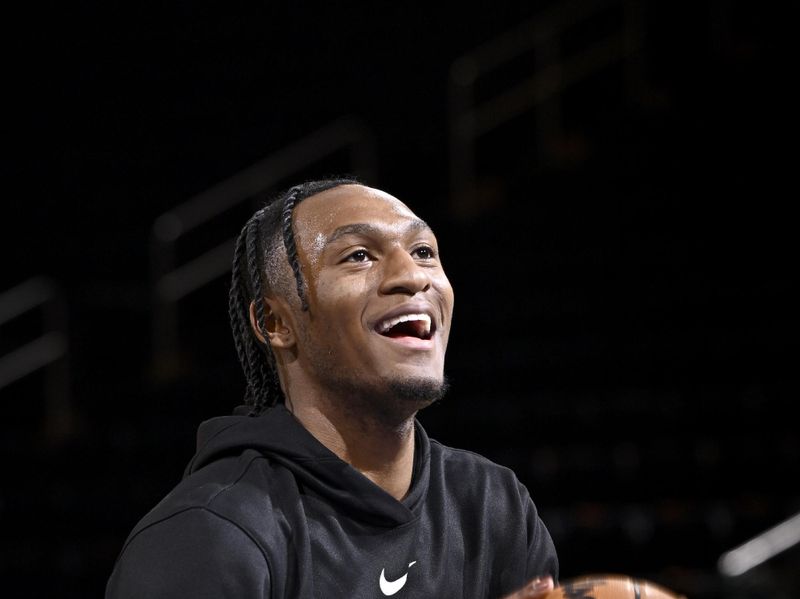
[1,1,797,597]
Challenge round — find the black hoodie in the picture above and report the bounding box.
[106,405,558,598]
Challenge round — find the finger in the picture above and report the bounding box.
[500,575,554,599]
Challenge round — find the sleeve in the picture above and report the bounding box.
[523,485,559,584]
[106,507,271,599]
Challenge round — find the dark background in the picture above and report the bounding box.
[2,1,797,597]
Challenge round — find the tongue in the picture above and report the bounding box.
[385,320,424,339]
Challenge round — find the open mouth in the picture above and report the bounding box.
[376,313,434,341]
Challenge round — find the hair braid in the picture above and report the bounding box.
[243,215,274,414]
[281,188,308,311]
[228,228,250,384]
[229,220,266,413]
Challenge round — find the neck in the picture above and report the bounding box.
[287,394,417,501]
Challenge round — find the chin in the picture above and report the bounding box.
[386,376,450,406]
[354,375,449,428]
[322,369,450,426]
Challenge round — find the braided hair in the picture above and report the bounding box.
[229,177,359,415]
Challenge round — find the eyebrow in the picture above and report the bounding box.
[325,219,432,245]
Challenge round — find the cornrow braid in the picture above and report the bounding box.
[229,213,278,415]
[243,215,273,414]
[228,228,250,387]
[228,177,359,415]
[281,187,308,311]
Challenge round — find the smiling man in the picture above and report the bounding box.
[106,179,558,598]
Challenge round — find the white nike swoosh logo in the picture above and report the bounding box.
[379,561,416,596]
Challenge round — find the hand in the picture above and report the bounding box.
[499,575,554,599]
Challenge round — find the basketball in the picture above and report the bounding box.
[543,575,685,599]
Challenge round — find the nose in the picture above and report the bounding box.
[379,249,432,296]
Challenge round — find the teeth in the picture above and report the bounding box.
[378,313,431,336]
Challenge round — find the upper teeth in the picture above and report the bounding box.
[378,313,432,335]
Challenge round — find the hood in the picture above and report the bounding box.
[183,403,431,528]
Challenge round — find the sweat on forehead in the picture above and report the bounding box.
[292,185,428,249]
[325,220,431,245]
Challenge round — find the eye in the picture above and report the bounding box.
[412,245,436,260]
[345,249,372,262]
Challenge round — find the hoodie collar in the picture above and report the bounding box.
[185,404,430,528]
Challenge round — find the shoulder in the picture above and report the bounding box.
[429,438,524,492]
[133,449,292,537]
[427,438,539,525]
[106,507,271,598]
[108,450,297,598]
[427,439,559,583]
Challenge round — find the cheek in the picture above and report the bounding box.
[314,275,371,331]
[434,274,455,310]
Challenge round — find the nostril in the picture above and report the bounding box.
[380,253,432,296]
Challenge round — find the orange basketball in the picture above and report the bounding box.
[543,574,685,599]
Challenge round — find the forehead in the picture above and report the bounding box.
[293,185,425,244]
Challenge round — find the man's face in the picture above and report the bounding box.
[289,184,454,411]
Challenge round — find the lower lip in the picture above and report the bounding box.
[376,333,435,350]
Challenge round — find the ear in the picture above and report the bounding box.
[249,298,296,349]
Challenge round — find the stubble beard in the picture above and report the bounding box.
[386,376,450,407]
[331,374,450,429]
[304,342,449,427]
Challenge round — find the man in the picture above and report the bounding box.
[107,179,558,598]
